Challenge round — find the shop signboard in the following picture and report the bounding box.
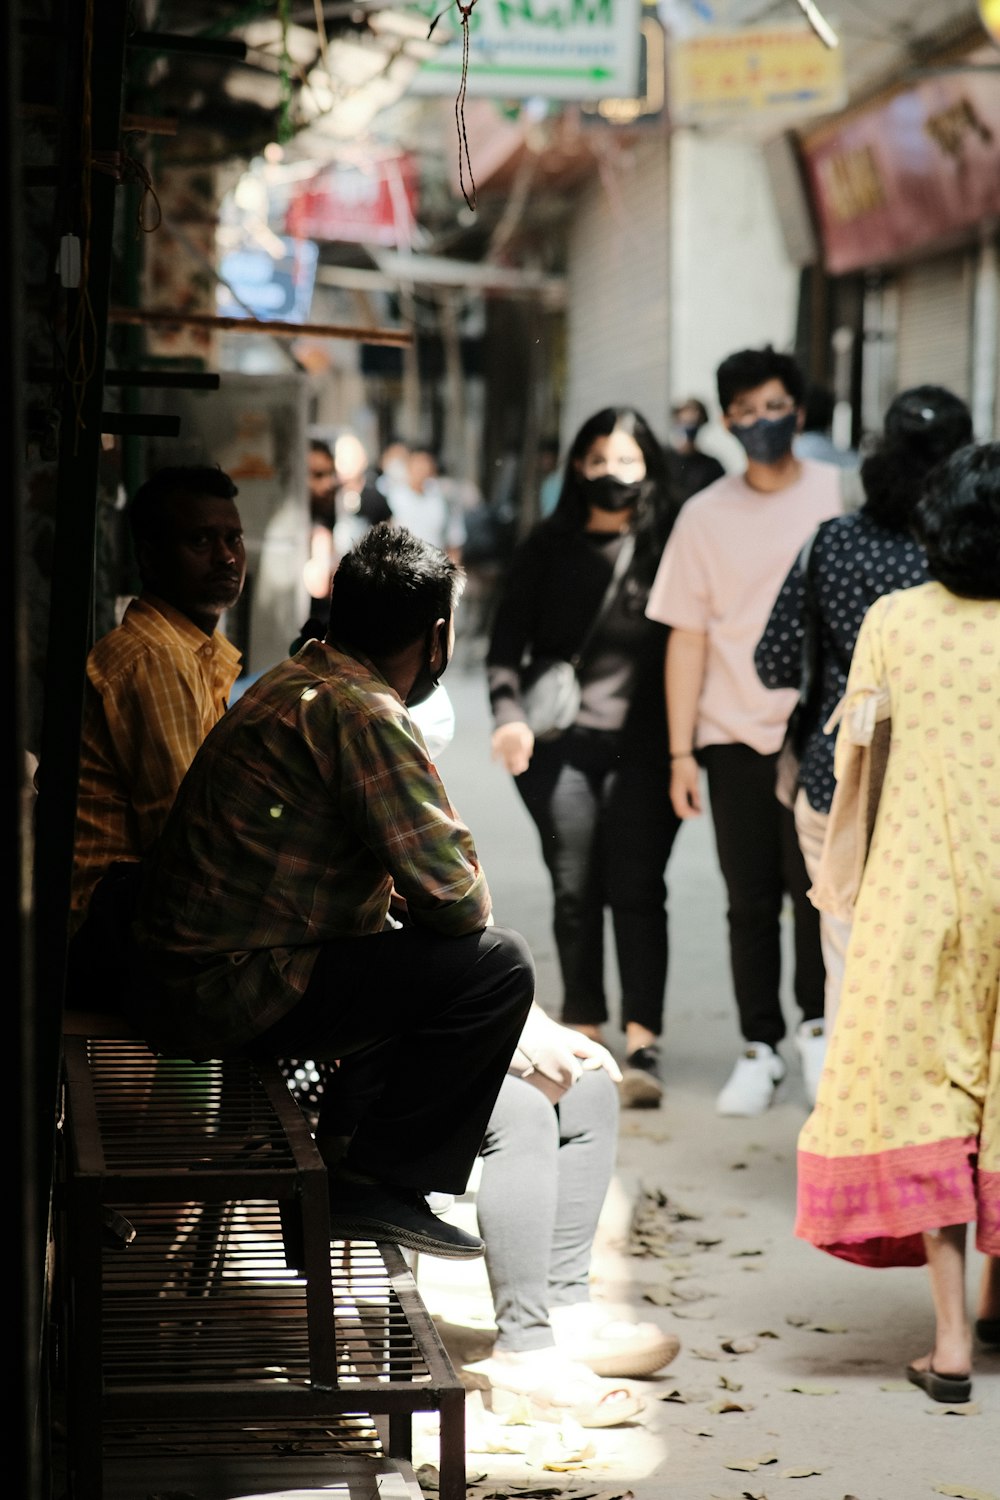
[800,45,1000,274]
[217,236,319,322]
[408,0,642,102]
[284,156,418,247]
[668,24,846,125]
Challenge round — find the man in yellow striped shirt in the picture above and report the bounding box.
[68,465,246,1004]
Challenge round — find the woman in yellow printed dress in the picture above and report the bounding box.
[796,441,1000,1404]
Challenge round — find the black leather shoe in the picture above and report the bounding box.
[620,1046,663,1109]
[329,1178,485,1260]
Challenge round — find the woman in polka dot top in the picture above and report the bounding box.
[756,386,974,1029]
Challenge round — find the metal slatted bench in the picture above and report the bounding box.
[58,1021,466,1500]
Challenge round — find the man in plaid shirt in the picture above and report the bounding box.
[130,523,535,1260]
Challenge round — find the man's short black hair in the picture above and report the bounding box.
[911,441,1000,600]
[325,522,464,656]
[716,345,805,413]
[127,465,239,547]
[309,438,334,459]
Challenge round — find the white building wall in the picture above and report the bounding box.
[563,134,671,446]
[669,130,800,469]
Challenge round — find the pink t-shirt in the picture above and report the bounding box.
[646,460,842,754]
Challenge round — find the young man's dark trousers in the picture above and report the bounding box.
[253,923,535,1196]
[699,743,825,1048]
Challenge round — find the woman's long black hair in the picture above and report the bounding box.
[548,406,675,553]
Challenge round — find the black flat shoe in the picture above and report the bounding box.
[620,1046,663,1109]
[905,1362,972,1404]
[975,1316,1000,1347]
[329,1178,485,1260]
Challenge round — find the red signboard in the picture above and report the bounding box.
[285,155,418,248]
[801,46,1000,274]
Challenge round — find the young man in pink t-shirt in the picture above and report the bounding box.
[646,347,842,1117]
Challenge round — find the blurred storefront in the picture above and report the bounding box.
[796,37,1000,439]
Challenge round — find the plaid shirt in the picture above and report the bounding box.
[132,640,492,1059]
[71,594,242,933]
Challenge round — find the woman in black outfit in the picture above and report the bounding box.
[487,406,682,1107]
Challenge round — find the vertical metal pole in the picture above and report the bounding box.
[971,224,999,441]
[32,19,129,1494]
[34,0,128,1016]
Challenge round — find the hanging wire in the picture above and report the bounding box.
[277,0,295,143]
[428,0,479,212]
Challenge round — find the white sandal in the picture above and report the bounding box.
[464,1349,645,1428]
[550,1304,680,1378]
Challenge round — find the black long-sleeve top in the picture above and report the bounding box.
[486,518,670,749]
[755,510,928,813]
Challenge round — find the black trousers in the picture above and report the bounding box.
[253,924,534,1196]
[514,727,682,1035]
[700,743,825,1048]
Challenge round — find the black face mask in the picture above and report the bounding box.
[406,618,451,708]
[579,474,646,513]
[730,410,798,465]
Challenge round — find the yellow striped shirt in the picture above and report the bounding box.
[71,593,241,932]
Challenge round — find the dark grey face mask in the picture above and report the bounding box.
[730,410,798,465]
[579,474,646,512]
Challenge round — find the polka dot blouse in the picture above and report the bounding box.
[754,511,928,814]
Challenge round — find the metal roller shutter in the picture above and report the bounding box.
[895,251,973,400]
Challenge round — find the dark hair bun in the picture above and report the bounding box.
[884,385,973,450]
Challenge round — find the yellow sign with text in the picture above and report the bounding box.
[669,26,846,125]
[979,0,1000,45]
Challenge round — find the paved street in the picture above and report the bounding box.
[408,655,997,1500]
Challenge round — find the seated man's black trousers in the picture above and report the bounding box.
[252,924,534,1197]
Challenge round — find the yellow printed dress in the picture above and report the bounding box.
[796,582,1000,1267]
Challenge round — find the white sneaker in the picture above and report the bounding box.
[716,1043,786,1117]
[796,1019,827,1106]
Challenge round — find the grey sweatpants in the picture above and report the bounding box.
[476,1066,619,1351]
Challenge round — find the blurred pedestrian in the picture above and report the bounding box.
[647,345,841,1116]
[796,441,1000,1404]
[330,431,392,560]
[487,406,681,1108]
[663,396,725,508]
[794,382,859,468]
[383,443,466,564]
[755,385,974,1035]
[304,437,338,618]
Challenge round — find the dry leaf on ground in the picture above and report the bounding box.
[708,1399,755,1414]
[642,1286,676,1306]
[780,1466,825,1479]
[718,1375,743,1391]
[721,1338,758,1354]
[931,1485,999,1500]
[879,1379,918,1392]
[781,1383,839,1396]
[928,1402,981,1417]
